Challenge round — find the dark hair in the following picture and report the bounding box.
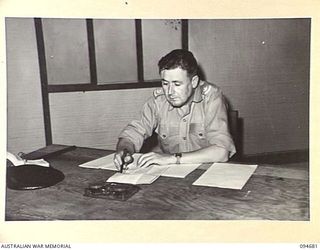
[158,49,198,77]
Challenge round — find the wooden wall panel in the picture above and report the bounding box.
[6,18,46,154]
[94,19,138,84]
[142,19,182,80]
[189,19,310,155]
[49,88,156,149]
[42,18,90,84]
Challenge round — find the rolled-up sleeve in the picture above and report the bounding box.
[205,92,236,157]
[118,97,158,152]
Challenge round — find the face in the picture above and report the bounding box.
[160,67,199,108]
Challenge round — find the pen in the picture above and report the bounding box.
[120,162,124,173]
[120,149,133,173]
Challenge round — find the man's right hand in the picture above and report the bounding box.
[113,149,134,171]
[114,138,135,171]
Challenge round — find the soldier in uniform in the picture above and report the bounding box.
[114,49,236,169]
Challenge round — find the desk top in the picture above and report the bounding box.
[5,145,309,220]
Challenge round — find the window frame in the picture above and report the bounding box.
[34,18,188,145]
[35,18,189,93]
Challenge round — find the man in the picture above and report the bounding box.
[114,49,236,170]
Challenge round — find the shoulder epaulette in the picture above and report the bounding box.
[153,88,164,98]
[200,81,221,98]
[202,83,212,95]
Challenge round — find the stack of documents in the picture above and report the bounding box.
[193,162,258,190]
[79,153,201,184]
[79,155,257,188]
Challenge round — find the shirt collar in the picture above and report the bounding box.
[192,82,204,103]
[167,82,204,113]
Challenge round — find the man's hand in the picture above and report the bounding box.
[137,152,176,168]
[113,150,133,171]
[114,138,135,171]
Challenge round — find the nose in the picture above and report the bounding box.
[168,84,174,96]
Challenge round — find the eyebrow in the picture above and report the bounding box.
[161,79,183,83]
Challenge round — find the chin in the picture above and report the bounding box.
[170,101,183,108]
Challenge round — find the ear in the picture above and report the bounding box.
[191,75,199,89]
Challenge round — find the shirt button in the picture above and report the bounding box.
[182,118,187,122]
[182,137,187,140]
[162,134,166,138]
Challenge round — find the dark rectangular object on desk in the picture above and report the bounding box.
[23,145,77,160]
[84,182,140,201]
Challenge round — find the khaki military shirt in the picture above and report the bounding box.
[119,81,236,157]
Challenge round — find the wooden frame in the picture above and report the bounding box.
[34,18,188,145]
[35,18,188,93]
[34,18,52,145]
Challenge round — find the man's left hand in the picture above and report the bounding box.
[137,152,176,168]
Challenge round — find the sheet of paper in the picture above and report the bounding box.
[79,153,142,170]
[79,154,116,170]
[161,163,201,178]
[192,163,258,190]
[128,164,169,175]
[106,172,159,185]
[106,164,169,184]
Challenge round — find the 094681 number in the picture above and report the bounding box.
[300,244,318,248]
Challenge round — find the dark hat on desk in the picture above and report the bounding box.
[6,164,65,190]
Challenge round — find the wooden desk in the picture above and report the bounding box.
[5,145,309,220]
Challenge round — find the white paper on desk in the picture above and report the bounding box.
[128,164,169,175]
[78,153,142,170]
[192,163,258,190]
[107,164,169,184]
[106,172,159,185]
[161,163,201,178]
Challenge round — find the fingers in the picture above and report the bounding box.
[114,150,134,171]
[137,152,158,168]
[124,154,134,165]
[113,152,123,170]
[115,152,166,171]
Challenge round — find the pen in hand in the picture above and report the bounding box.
[120,149,134,173]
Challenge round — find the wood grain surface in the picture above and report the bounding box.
[5,146,309,221]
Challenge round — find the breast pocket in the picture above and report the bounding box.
[158,123,179,153]
[189,123,208,148]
